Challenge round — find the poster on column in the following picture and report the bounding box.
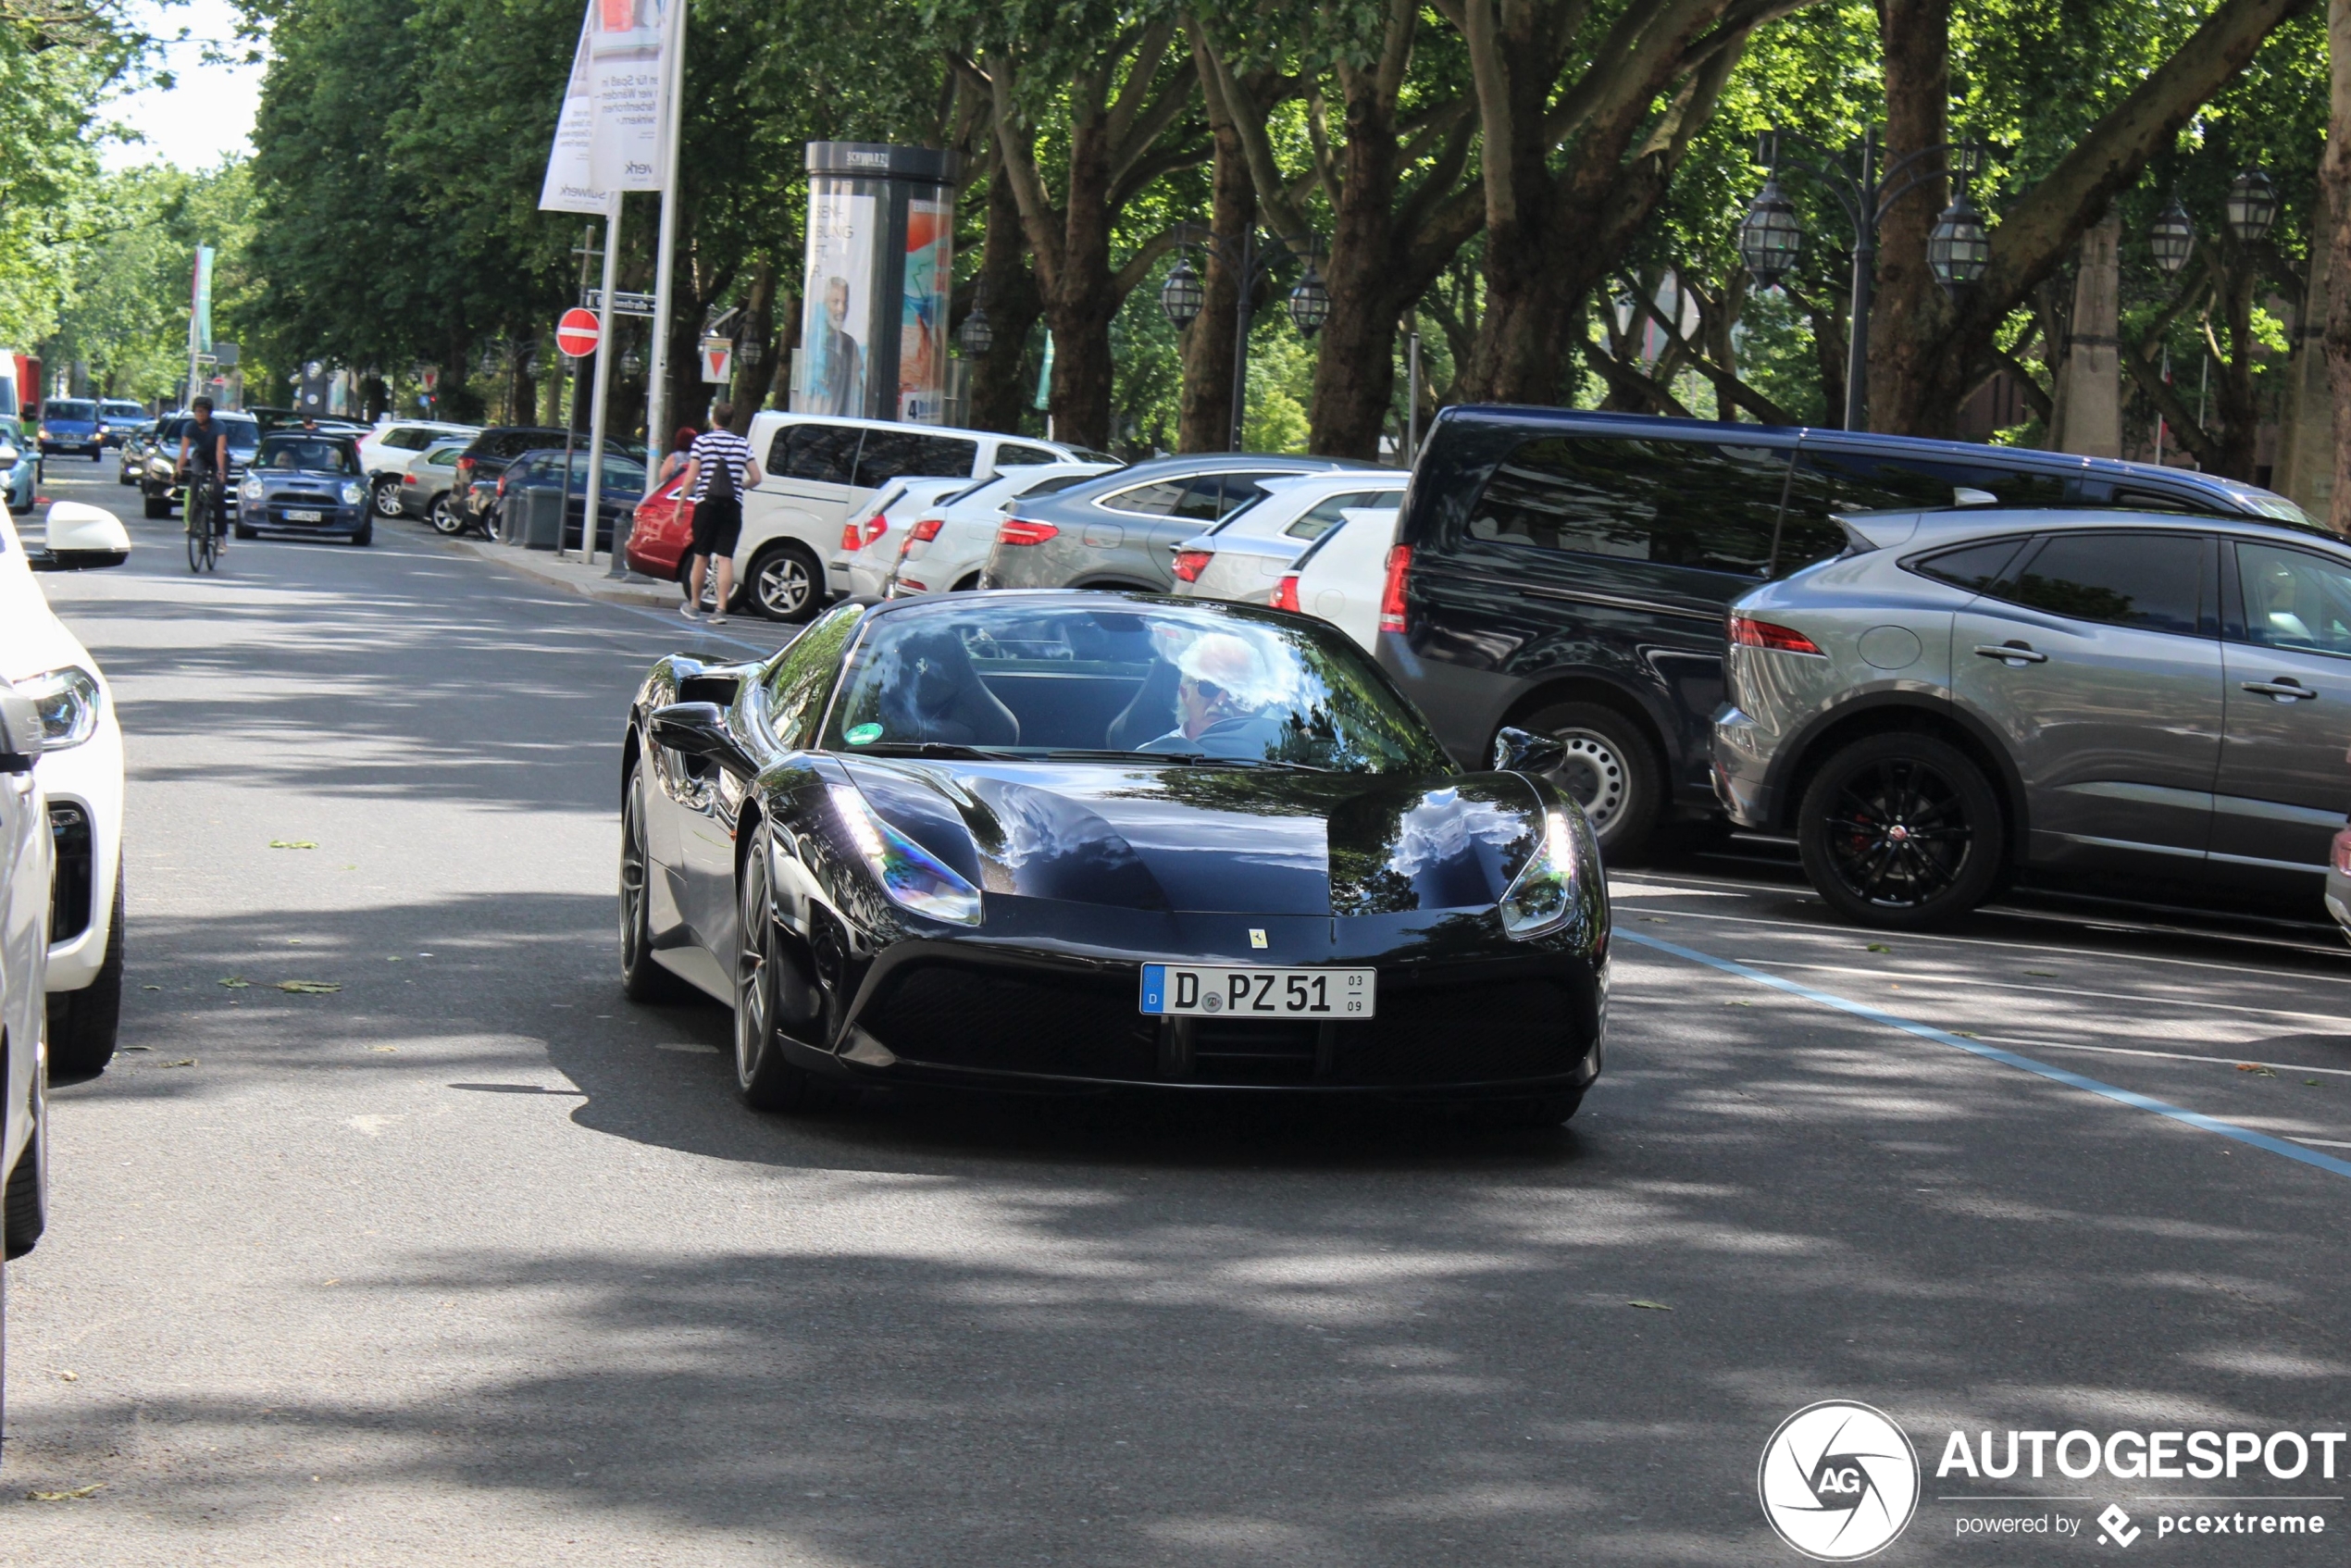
[798,188,875,417]
[898,195,952,423]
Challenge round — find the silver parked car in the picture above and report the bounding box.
[982,453,1371,592]
[1715,507,2351,927]
[1170,470,1409,607]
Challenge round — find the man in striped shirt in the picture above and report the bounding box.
[679,402,762,623]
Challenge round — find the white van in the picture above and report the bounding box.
[730,412,1096,620]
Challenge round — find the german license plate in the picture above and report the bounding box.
[285,508,322,522]
[1139,964,1375,1018]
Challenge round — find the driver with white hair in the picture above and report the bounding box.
[1138,630,1289,759]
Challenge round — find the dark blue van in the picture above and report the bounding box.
[1376,406,2308,857]
[39,398,102,459]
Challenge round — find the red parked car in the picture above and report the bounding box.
[627,470,696,584]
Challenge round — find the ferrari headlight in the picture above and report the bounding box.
[828,783,982,926]
[341,481,366,505]
[13,666,103,749]
[1499,808,1579,939]
[243,478,265,502]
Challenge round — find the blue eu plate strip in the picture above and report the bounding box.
[1622,930,2351,1184]
[1139,964,1166,1015]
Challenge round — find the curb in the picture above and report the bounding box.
[447,537,680,609]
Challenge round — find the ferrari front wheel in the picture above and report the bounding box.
[734,821,829,1112]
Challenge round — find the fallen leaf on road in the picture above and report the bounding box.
[1724,1000,1750,1006]
[161,1059,196,1069]
[276,980,342,994]
[1955,1031,1980,1039]
[1640,916,1667,923]
[2307,1079,2322,1087]
[217,977,251,989]
[369,1045,397,1053]
[1866,943,1890,952]
[1628,1300,1673,1312]
[267,840,317,850]
[140,984,159,990]
[122,1045,150,1052]
[57,1371,77,1382]
[2237,1063,2276,1076]
[27,1484,103,1501]
[2025,970,2056,977]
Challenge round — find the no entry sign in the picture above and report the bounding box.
[556,307,602,358]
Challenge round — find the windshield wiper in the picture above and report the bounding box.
[1041,749,1330,773]
[847,740,1019,760]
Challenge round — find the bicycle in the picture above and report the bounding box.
[182,472,224,573]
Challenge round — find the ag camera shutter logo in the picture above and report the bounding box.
[1759,1400,1922,1561]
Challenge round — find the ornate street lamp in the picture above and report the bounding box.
[1736,178,1804,288]
[1287,265,1330,338]
[1160,256,1204,330]
[2224,167,2278,244]
[620,348,644,379]
[2147,199,2196,277]
[1926,197,1993,292]
[958,303,993,358]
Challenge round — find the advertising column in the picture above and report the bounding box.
[794,143,958,424]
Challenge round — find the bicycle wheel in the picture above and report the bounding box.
[185,494,205,572]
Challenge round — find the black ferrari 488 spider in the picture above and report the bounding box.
[621,591,1608,1123]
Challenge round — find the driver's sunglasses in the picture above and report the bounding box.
[1178,674,1227,703]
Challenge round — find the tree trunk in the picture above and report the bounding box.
[1306,91,1407,458]
[2050,215,2121,456]
[2327,0,2351,531]
[2213,250,2262,480]
[2277,166,2334,510]
[1038,106,1119,450]
[726,258,777,432]
[1866,0,1949,432]
[1873,0,2315,437]
[1179,84,1251,453]
[967,168,1045,433]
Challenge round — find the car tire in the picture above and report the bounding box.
[370,476,404,517]
[733,823,831,1112]
[4,1117,44,1261]
[233,521,259,540]
[746,542,822,622]
[1514,701,1662,861]
[351,520,373,547]
[429,495,464,535]
[47,869,124,1083]
[619,762,692,1004]
[951,572,981,592]
[143,495,171,519]
[1797,731,2004,930]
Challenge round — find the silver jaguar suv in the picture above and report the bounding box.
[1713,507,2351,928]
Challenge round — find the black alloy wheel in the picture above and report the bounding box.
[733,821,827,1110]
[748,542,820,621]
[618,763,690,1003]
[1797,732,2003,929]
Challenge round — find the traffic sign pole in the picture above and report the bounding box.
[580,195,622,566]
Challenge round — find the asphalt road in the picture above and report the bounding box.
[3,459,2348,1565]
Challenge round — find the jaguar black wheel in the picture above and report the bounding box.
[1797,733,2003,929]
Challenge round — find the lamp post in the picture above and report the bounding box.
[1738,128,1992,431]
[1159,220,1325,451]
[2224,167,2278,245]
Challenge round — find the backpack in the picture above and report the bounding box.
[703,435,737,504]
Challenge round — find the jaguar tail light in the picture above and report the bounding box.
[1171,549,1213,583]
[1728,613,1824,655]
[1271,572,1302,614]
[1377,544,1412,634]
[996,518,1059,547]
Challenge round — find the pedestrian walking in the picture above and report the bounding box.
[678,403,760,624]
[658,426,695,487]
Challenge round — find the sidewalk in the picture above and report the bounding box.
[450,537,679,610]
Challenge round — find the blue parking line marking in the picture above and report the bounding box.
[1622,930,2351,1183]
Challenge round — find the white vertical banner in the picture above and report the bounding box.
[540,0,673,213]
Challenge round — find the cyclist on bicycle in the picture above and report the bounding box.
[176,396,230,547]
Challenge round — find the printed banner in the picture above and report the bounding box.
[797,189,875,417]
[540,0,673,213]
[191,245,215,354]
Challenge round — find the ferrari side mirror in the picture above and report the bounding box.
[1491,726,1564,776]
[649,702,755,777]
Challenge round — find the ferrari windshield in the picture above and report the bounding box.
[826,600,1452,775]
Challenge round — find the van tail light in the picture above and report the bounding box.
[2332,824,2351,877]
[909,517,944,543]
[1172,549,1213,583]
[1728,613,1824,655]
[1377,544,1412,634]
[996,518,1059,547]
[1271,573,1302,614]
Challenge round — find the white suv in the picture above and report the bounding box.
[729,413,1094,620]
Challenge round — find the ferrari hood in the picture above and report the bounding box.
[841,757,1544,916]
